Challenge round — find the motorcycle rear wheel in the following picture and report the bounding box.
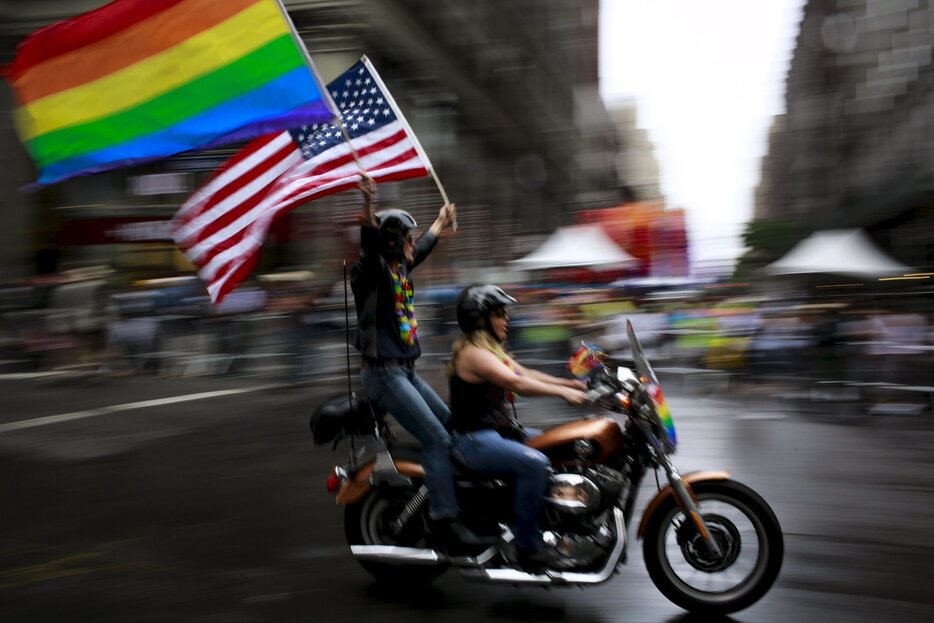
[344,483,448,584]
[642,479,783,614]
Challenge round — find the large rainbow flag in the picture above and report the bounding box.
[5,0,338,186]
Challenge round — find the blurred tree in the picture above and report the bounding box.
[733,218,806,280]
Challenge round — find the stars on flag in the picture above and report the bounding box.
[294,64,398,160]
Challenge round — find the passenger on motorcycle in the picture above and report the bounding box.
[447,284,589,566]
[350,176,491,548]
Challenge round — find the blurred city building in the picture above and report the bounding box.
[607,101,663,203]
[755,0,934,272]
[0,0,621,287]
[575,101,687,280]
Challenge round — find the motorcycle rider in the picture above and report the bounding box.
[350,176,492,549]
[447,284,589,567]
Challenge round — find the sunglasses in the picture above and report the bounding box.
[490,307,509,318]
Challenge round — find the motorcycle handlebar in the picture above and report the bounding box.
[585,367,642,407]
[585,387,606,403]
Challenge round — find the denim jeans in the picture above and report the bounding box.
[451,429,551,552]
[361,365,457,520]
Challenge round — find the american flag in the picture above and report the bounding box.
[172,57,432,304]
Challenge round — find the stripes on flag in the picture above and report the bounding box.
[6,0,337,185]
[172,58,433,304]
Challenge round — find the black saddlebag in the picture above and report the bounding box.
[309,392,380,445]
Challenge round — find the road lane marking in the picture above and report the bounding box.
[0,385,277,434]
[737,413,788,420]
[0,372,72,379]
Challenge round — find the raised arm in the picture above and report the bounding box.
[411,202,457,269]
[352,175,381,287]
[359,175,377,228]
[428,203,456,237]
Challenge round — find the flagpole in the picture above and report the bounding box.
[272,0,341,122]
[274,2,371,188]
[337,123,368,172]
[361,56,457,231]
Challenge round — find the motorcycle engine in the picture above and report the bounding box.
[542,467,626,568]
[547,473,602,513]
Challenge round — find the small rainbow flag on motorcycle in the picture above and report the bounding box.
[647,383,678,448]
[568,342,607,378]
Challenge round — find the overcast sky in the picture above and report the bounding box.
[599,0,805,272]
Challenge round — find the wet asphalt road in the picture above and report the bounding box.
[0,370,932,623]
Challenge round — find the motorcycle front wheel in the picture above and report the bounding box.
[642,479,783,614]
[344,483,448,585]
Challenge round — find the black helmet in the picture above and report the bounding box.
[376,209,417,260]
[456,284,517,334]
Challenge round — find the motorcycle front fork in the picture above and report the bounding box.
[661,462,724,559]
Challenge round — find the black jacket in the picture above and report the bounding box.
[351,225,438,359]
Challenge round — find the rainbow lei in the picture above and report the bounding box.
[390,264,417,346]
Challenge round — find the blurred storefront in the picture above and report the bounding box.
[577,200,690,278]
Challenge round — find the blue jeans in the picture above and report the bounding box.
[451,429,551,552]
[361,365,457,520]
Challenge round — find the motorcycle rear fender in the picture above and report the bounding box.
[335,460,425,505]
[636,470,731,539]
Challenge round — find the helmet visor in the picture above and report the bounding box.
[489,306,509,318]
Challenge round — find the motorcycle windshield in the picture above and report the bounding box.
[626,319,677,450]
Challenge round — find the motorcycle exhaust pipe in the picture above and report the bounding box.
[352,508,626,583]
[350,545,442,565]
[462,508,627,585]
[349,543,501,568]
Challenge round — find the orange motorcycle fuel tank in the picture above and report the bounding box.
[332,417,624,505]
[526,416,624,464]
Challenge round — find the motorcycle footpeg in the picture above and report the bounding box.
[445,543,502,568]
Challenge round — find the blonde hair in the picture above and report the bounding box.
[447,330,515,379]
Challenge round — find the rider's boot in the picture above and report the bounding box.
[515,545,559,573]
[432,517,498,552]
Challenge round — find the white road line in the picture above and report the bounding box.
[0,385,277,434]
[737,413,788,420]
[0,372,71,380]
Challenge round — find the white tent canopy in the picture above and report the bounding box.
[511,224,638,271]
[764,229,911,278]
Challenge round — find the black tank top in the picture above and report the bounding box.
[448,373,512,433]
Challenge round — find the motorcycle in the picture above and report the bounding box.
[309,321,783,614]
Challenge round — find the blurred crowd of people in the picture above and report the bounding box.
[0,265,460,382]
[1,267,314,380]
[1,268,930,413]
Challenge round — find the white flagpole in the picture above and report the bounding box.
[272,6,368,179]
[274,2,372,196]
[362,56,457,230]
[272,0,341,122]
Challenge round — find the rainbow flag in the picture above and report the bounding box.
[647,384,677,448]
[568,342,607,378]
[5,0,338,186]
